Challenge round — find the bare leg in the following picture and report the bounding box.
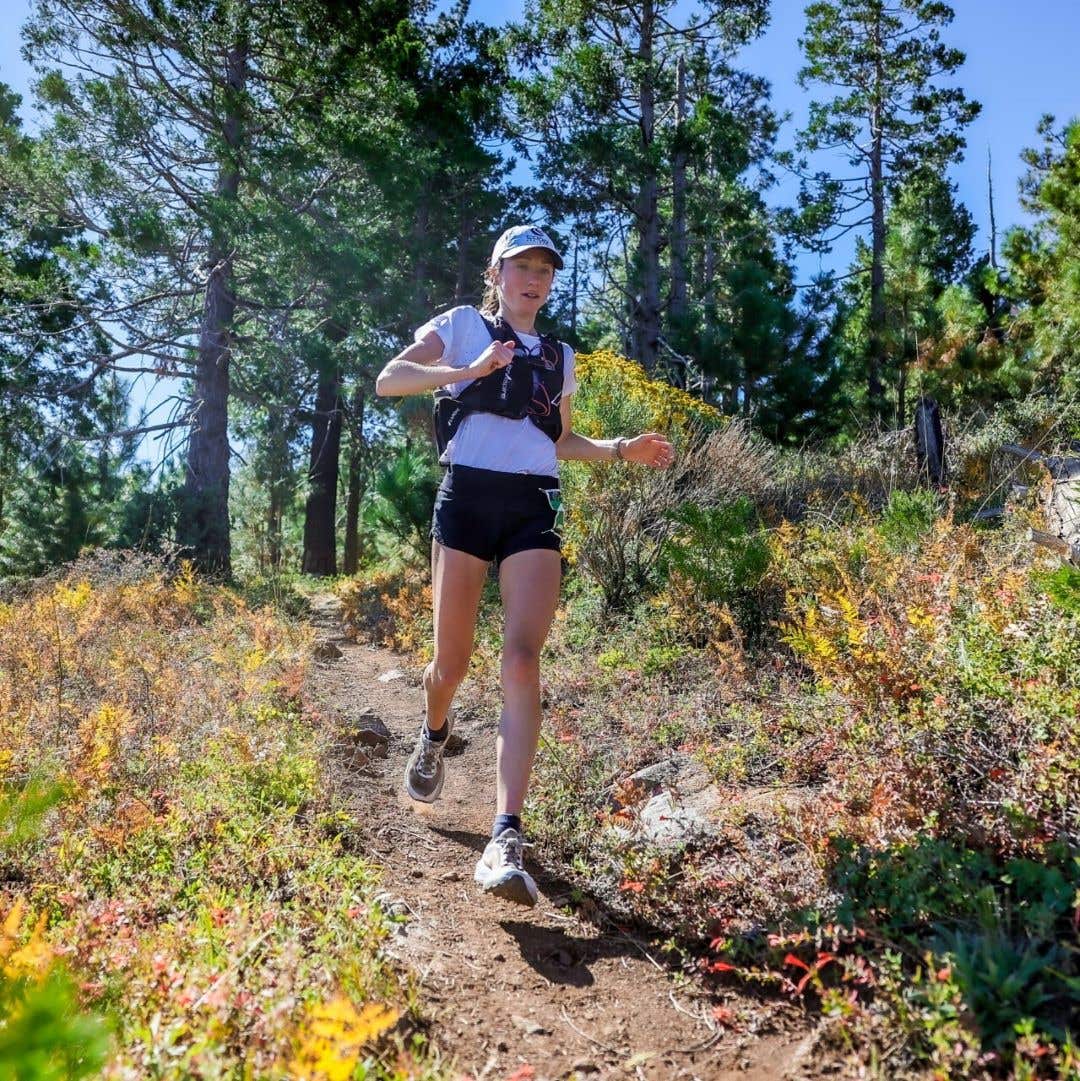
[495,548,562,814]
[425,539,488,732]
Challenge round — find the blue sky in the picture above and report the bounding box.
[2,0,1077,465]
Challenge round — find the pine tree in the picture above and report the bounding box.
[788,0,980,421]
[834,171,977,423]
[13,1,426,577]
[1,81,137,572]
[1003,116,1080,401]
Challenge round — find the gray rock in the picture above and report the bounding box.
[346,712,391,758]
[313,639,342,660]
[606,753,725,851]
[638,789,723,848]
[626,752,712,797]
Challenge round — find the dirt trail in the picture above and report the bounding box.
[304,593,810,1081]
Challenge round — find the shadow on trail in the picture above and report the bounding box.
[427,825,488,856]
[428,825,689,988]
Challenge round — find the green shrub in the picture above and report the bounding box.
[832,838,1080,1056]
[660,498,770,606]
[877,488,940,552]
[0,969,110,1080]
[364,443,440,562]
[937,930,1065,1047]
[1035,564,1080,616]
[0,783,111,1080]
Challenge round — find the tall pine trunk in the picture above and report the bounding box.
[178,37,247,579]
[0,416,8,531]
[867,8,887,420]
[631,0,661,372]
[342,384,366,576]
[669,53,689,335]
[265,416,290,570]
[301,329,345,576]
[267,482,283,571]
[897,297,911,428]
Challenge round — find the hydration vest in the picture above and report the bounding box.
[432,314,565,459]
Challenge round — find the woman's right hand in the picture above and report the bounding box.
[464,338,517,380]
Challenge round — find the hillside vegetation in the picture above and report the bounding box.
[340,351,1080,1079]
[0,553,446,1080]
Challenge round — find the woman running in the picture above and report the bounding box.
[375,225,675,906]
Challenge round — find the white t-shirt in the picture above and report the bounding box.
[413,305,578,476]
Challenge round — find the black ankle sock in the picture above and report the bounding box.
[424,719,448,743]
[492,813,521,839]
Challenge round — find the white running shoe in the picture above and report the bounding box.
[403,711,454,803]
[474,828,538,906]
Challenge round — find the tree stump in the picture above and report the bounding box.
[914,395,946,486]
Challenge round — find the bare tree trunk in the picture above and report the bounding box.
[301,332,344,577]
[866,7,887,420]
[177,37,247,579]
[670,53,689,333]
[704,240,716,298]
[987,145,998,269]
[0,417,8,532]
[869,25,886,421]
[897,357,907,428]
[342,384,366,576]
[570,232,579,341]
[267,483,283,570]
[631,0,661,372]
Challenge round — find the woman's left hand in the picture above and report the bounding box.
[625,432,675,469]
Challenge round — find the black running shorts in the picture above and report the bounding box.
[431,464,563,566]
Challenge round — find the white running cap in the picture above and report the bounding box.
[489,224,564,270]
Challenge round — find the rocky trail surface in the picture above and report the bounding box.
[303,593,811,1081]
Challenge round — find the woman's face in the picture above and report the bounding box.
[496,249,555,317]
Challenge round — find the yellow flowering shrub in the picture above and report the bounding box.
[286,996,398,1080]
[571,349,725,442]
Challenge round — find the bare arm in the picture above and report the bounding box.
[375,331,517,397]
[374,332,460,396]
[555,395,675,467]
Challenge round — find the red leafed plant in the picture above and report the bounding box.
[783,950,839,995]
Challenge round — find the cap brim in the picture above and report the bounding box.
[498,243,564,270]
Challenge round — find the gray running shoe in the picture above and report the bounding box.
[403,711,454,802]
[474,828,538,906]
